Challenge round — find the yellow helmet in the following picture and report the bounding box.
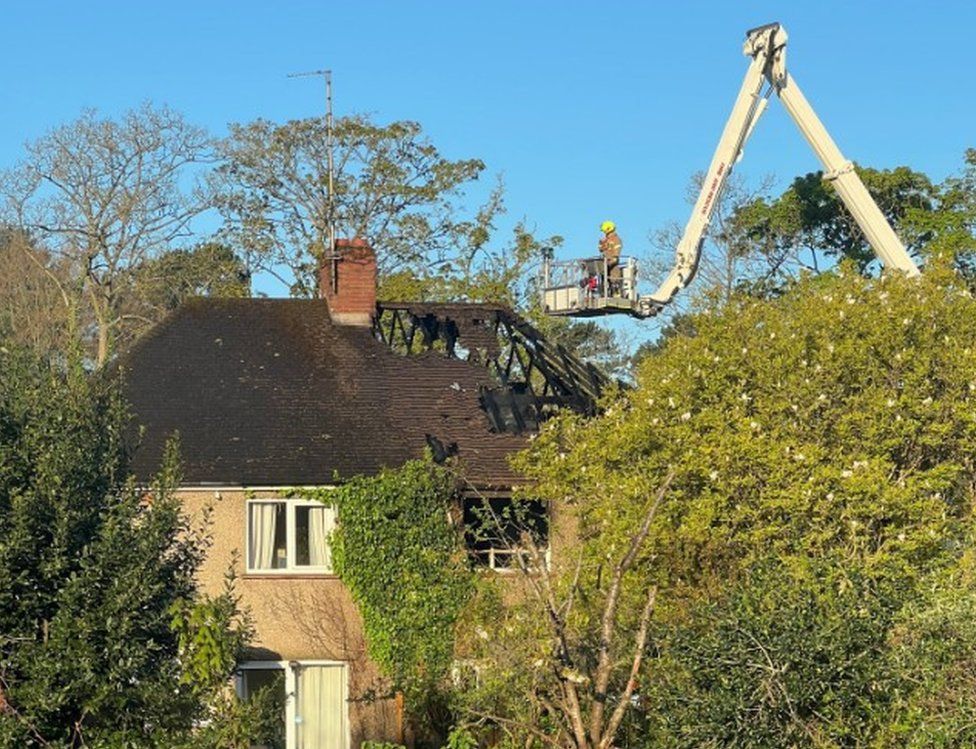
[600,220,616,233]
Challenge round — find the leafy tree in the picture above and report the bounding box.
[534,316,635,382]
[877,554,976,747]
[213,115,488,296]
[901,148,976,277]
[0,104,212,366]
[643,560,898,747]
[121,241,250,344]
[0,347,257,747]
[514,261,976,746]
[728,165,938,275]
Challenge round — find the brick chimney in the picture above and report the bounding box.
[320,238,377,326]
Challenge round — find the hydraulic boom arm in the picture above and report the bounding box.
[647,23,920,308]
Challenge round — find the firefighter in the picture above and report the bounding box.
[599,220,623,295]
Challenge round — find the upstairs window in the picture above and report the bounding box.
[463,497,549,570]
[247,499,336,574]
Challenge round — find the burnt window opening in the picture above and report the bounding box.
[463,497,549,570]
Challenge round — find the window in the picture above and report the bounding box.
[247,499,336,574]
[463,498,549,570]
[237,661,348,749]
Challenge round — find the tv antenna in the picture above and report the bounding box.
[288,68,337,263]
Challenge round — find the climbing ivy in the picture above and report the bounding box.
[303,458,473,720]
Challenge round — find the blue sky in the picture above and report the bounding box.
[3,1,974,347]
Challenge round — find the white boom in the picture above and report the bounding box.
[646,22,920,308]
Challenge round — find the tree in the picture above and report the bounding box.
[643,560,898,747]
[650,171,779,309]
[455,478,671,749]
[728,165,939,276]
[514,261,976,746]
[0,227,73,358]
[901,148,976,277]
[0,104,212,366]
[0,347,259,747]
[213,115,488,296]
[877,557,976,747]
[119,241,250,349]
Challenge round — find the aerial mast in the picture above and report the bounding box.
[288,68,338,290]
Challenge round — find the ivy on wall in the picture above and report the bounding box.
[303,458,473,717]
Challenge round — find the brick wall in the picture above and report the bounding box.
[320,238,377,326]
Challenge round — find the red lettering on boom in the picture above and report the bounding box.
[700,162,727,216]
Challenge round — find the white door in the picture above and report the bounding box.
[294,664,347,749]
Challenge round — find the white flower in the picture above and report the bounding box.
[680,411,692,421]
[886,398,896,407]
[922,396,933,406]
[841,470,853,478]
[826,492,835,501]
[750,421,760,430]
[709,470,719,481]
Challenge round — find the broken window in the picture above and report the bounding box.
[462,497,549,570]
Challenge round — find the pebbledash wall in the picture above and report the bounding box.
[178,486,399,746]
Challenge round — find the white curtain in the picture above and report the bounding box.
[308,506,336,571]
[249,503,279,569]
[296,665,345,749]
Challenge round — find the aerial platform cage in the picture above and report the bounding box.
[540,250,649,318]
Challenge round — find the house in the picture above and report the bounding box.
[120,239,608,749]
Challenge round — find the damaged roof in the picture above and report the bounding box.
[120,298,530,488]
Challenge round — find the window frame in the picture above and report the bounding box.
[245,498,336,576]
[236,659,349,749]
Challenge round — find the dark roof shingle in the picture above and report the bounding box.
[120,298,527,487]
